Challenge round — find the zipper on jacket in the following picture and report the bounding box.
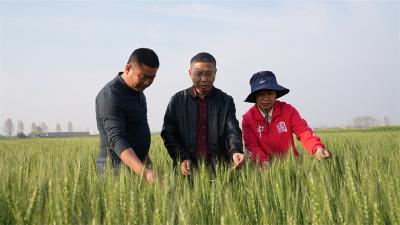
[264,115,270,134]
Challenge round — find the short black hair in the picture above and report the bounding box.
[127,48,159,68]
[190,52,216,67]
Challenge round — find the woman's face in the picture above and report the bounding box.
[255,90,277,113]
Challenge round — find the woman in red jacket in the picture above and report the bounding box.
[242,71,330,168]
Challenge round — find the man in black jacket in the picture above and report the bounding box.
[96,48,159,182]
[161,52,245,176]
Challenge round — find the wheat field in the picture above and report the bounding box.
[1,127,399,225]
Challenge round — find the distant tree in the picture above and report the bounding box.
[383,116,390,126]
[31,122,38,136]
[67,121,74,132]
[352,116,380,128]
[30,122,43,136]
[39,122,48,133]
[3,118,14,137]
[16,120,26,138]
[17,120,24,134]
[17,132,26,138]
[56,123,62,132]
[36,126,43,135]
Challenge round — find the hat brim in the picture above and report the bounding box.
[244,86,289,103]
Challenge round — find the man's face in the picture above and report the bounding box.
[125,63,158,91]
[256,90,277,113]
[189,62,216,96]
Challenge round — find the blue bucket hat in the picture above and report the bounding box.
[244,71,289,103]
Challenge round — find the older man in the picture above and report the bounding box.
[161,52,245,176]
[96,48,159,182]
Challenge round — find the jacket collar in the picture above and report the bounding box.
[251,101,282,121]
[116,72,140,95]
[189,86,215,99]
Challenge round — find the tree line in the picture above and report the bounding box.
[2,118,74,137]
[350,116,390,129]
[0,116,393,137]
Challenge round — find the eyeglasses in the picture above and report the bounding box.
[139,74,156,82]
[193,70,216,78]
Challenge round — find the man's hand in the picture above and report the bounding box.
[143,169,157,183]
[120,149,159,183]
[180,160,191,176]
[315,147,330,159]
[232,153,245,170]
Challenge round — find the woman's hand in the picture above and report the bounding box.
[315,147,330,159]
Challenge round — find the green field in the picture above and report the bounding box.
[1,127,399,224]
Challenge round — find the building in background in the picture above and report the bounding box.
[39,132,91,138]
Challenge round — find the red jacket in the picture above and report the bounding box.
[242,101,324,165]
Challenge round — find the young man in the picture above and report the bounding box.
[161,52,245,176]
[96,48,159,182]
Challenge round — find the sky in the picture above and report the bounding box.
[0,0,399,135]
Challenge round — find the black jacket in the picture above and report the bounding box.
[161,87,243,165]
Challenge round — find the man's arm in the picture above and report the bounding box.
[100,102,131,157]
[99,99,157,181]
[120,148,157,182]
[225,96,245,169]
[225,96,244,156]
[161,95,189,162]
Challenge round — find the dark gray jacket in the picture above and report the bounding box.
[96,73,150,169]
[161,87,243,165]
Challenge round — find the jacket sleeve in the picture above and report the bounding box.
[98,99,131,157]
[290,106,324,155]
[225,96,244,158]
[242,115,269,165]
[161,96,190,162]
